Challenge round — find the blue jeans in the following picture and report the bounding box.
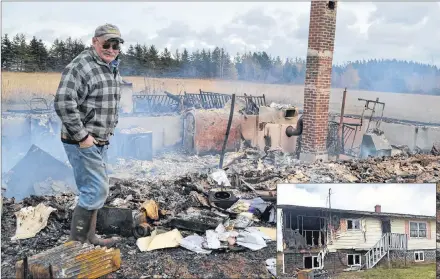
[63,143,109,210]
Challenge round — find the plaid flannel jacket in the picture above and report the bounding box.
[54,47,122,142]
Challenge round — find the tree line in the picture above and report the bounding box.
[2,33,439,95]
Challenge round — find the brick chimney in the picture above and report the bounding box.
[300,1,338,162]
[375,205,381,213]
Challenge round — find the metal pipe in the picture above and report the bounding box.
[366,98,379,132]
[338,88,347,158]
[285,116,303,137]
[339,88,347,131]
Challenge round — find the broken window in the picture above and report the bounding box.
[303,256,321,269]
[347,219,361,230]
[410,222,427,238]
[288,215,326,248]
[414,251,425,262]
[303,230,325,247]
[347,254,361,266]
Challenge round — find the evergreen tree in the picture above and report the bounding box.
[1,34,14,70]
[2,32,440,95]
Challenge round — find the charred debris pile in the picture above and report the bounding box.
[2,149,439,278]
[1,149,282,278]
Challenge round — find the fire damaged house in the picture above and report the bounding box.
[277,205,436,274]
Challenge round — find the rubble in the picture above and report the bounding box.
[1,161,277,278]
[110,150,244,181]
[2,149,439,278]
[226,150,439,184]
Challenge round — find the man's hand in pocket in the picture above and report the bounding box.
[79,134,98,148]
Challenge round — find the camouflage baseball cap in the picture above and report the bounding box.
[94,23,124,43]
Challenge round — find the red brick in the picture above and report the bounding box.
[301,1,337,155]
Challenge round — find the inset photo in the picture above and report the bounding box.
[276,183,436,279]
[436,181,440,277]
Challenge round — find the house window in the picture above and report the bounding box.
[347,254,361,266]
[414,251,425,262]
[304,256,321,269]
[409,222,427,238]
[347,219,361,230]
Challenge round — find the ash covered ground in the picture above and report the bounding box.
[2,148,440,278]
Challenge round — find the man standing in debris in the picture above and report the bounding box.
[54,23,124,247]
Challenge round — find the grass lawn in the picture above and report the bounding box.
[335,264,436,279]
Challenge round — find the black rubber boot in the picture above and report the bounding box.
[87,210,120,248]
[69,205,93,243]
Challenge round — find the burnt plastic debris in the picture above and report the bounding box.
[96,206,134,237]
[168,211,227,233]
[133,223,152,239]
[3,144,76,201]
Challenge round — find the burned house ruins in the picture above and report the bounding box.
[277,205,436,275]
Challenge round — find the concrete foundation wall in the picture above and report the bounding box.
[283,252,307,274]
[401,249,436,262]
[282,251,353,275]
[1,114,183,173]
[381,123,440,150]
[2,111,437,174]
[376,249,436,267]
[329,115,440,152]
[277,249,436,275]
[324,251,354,272]
[118,115,183,155]
[2,114,67,173]
[282,249,435,276]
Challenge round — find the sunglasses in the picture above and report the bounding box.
[102,41,120,51]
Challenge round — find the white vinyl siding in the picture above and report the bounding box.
[390,219,435,250]
[328,217,435,252]
[327,217,382,252]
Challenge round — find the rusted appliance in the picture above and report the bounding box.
[182,101,302,155]
[241,106,301,153]
[182,108,242,155]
